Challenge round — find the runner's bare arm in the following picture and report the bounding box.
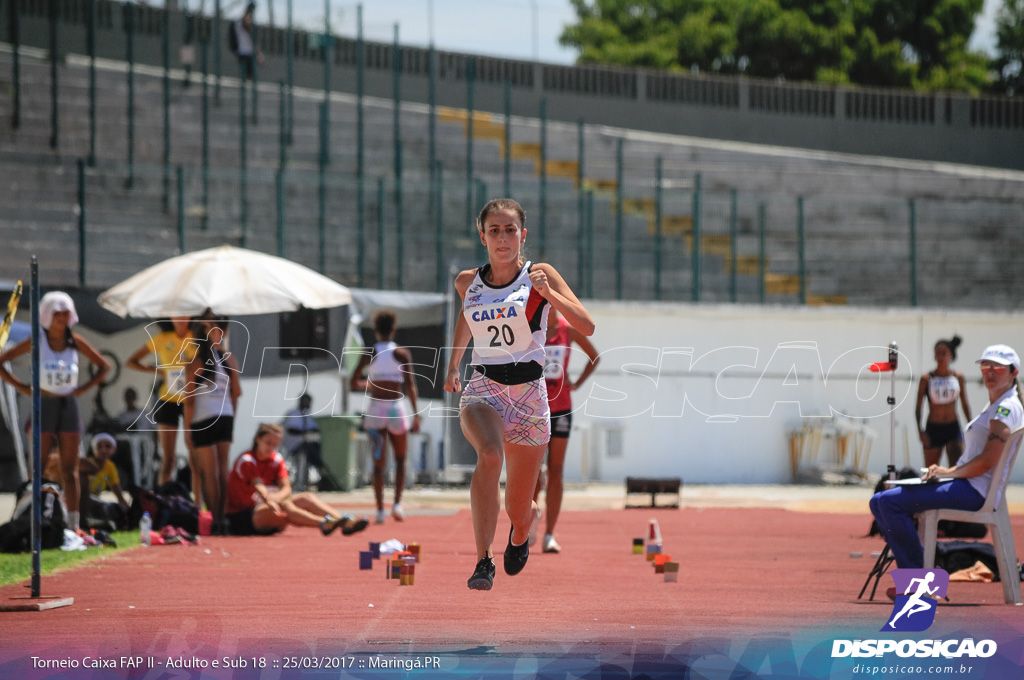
[957,372,971,421]
[0,337,32,396]
[73,333,111,397]
[529,263,594,336]
[126,343,158,373]
[568,327,600,391]
[444,270,476,393]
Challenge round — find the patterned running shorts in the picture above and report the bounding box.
[460,372,551,446]
[363,397,411,435]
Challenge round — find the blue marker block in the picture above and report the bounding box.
[359,551,373,570]
[369,542,381,559]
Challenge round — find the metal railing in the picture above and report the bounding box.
[2,1,1024,311]
[6,0,1024,134]
[0,154,1008,312]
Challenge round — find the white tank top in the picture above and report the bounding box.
[367,341,405,383]
[192,350,234,422]
[41,336,79,396]
[928,374,960,406]
[464,261,549,366]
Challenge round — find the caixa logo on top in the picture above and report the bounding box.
[832,569,998,659]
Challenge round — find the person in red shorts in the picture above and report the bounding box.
[529,306,599,553]
[225,423,368,537]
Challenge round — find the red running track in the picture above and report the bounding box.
[1,506,1022,677]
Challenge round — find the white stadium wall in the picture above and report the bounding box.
[574,301,1024,484]
[58,302,1024,487]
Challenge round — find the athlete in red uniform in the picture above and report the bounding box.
[529,307,599,553]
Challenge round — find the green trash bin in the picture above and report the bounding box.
[315,415,360,492]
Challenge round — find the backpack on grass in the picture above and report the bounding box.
[0,481,68,553]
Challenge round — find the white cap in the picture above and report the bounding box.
[90,432,117,455]
[39,291,79,329]
[976,344,1019,370]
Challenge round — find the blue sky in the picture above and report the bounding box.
[243,0,1006,65]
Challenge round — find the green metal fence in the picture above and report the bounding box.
[1,0,1023,312]
[39,155,1021,313]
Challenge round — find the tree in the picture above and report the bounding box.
[993,0,1024,94]
[559,0,991,92]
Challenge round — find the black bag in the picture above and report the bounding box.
[85,494,129,532]
[129,482,199,535]
[937,519,987,539]
[0,481,68,553]
[933,541,1002,580]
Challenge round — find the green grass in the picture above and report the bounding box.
[0,531,140,587]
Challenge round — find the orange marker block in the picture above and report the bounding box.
[654,554,672,573]
[400,563,415,586]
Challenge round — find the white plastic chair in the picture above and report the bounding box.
[918,424,1024,605]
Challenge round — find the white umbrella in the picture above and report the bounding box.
[98,245,353,317]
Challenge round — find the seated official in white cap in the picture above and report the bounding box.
[870,344,1023,569]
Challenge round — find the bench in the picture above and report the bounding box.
[625,477,682,509]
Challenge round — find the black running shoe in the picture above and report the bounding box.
[342,516,370,536]
[503,526,529,576]
[320,513,349,536]
[467,556,495,590]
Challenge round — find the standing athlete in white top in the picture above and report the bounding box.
[0,292,110,533]
[444,198,595,591]
[350,310,420,524]
[183,313,241,535]
[915,335,972,468]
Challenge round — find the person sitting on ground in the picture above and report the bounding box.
[224,423,368,537]
[79,433,131,530]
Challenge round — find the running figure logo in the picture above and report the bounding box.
[882,568,949,632]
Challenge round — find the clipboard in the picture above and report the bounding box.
[884,477,954,486]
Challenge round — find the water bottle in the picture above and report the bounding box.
[140,512,152,547]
